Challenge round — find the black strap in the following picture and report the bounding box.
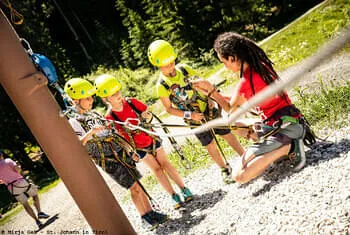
[125,97,142,117]
[178,65,188,77]
[157,65,188,91]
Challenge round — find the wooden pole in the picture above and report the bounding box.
[0,9,136,235]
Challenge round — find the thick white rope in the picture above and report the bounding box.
[120,28,350,138]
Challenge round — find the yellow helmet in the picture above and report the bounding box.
[64,78,95,100]
[94,74,122,98]
[148,40,177,67]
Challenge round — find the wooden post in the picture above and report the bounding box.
[0,9,136,235]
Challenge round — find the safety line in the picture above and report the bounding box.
[125,27,350,138]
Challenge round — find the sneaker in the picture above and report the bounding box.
[289,138,306,171]
[149,211,168,224]
[36,220,44,229]
[221,164,235,184]
[172,193,183,210]
[38,212,50,219]
[141,212,159,231]
[181,187,193,202]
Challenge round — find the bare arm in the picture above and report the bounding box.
[80,126,105,145]
[192,79,246,113]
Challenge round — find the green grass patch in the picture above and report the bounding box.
[293,79,350,130]
[261,0,350,71]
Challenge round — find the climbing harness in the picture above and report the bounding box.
[151,112,192,169]
[159,66,231,164]
[124,97,192,169]
[23,40,160,210]
[6,178,33,196]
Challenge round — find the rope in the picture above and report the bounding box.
[124,27,350,138]
[0,0,23,25]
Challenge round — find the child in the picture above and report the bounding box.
[94,74,193,210]
[193,32,307,184]
[64,78,168,230]
[148,40,245,184]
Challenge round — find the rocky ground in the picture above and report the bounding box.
[1,53,349,234]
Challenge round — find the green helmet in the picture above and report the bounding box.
[64,78,95,100]
[94,74,122,98]
[148,40,177,67]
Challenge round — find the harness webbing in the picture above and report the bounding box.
[109,100,159,156]
[7,178,32,196]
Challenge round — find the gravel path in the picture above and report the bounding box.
[1,53,349,234]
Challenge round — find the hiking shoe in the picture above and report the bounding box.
[289,138,306,171]
[149,211,169,224]
[221,164,235,184]
[38,212,50,219]
[172,193,183,210]
[36,220,44,229]
[141,212,159,231]
[181,187,193,202]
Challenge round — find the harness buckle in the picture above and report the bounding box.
[252,122,264,133]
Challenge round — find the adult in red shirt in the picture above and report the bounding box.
[193,32,306,184]
[94,74,193,210]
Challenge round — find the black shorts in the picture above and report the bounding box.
[194,106,231,146]
[105,159,141,189]
[195,128,231,146]
[136,139,162,159]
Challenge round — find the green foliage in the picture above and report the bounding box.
[261,0,350,71]
[293,80,350,130]
[85,65,159,104]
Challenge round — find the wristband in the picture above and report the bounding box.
[184,111,191,119]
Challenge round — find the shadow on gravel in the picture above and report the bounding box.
[154,190,226,234]
[35,213,59,233]
[250,139,350,197]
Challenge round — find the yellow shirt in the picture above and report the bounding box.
[156,64,207,112]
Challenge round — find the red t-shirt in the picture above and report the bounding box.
[237,68,291,120]
[106,98,153,148]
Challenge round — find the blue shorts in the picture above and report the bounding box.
[136,140,162,159]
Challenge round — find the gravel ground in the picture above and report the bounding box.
[1,53,349,234]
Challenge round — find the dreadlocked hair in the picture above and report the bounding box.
[214,32,279,93]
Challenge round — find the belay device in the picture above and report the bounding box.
[21,38,76,116]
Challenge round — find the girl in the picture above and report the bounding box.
[193,32,307,184]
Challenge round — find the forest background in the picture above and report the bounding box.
[0,0,328,212]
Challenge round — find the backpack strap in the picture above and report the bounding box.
[178,65,188,77]
[125,97,142,117]
[157,79,170,90]
[158,65,189,91]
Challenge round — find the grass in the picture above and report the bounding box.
[136,0,350,191]
[3,0,350,217]
[293,79,350,131]
[261,0,350,71]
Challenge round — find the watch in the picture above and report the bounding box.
[184,111,191,119]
